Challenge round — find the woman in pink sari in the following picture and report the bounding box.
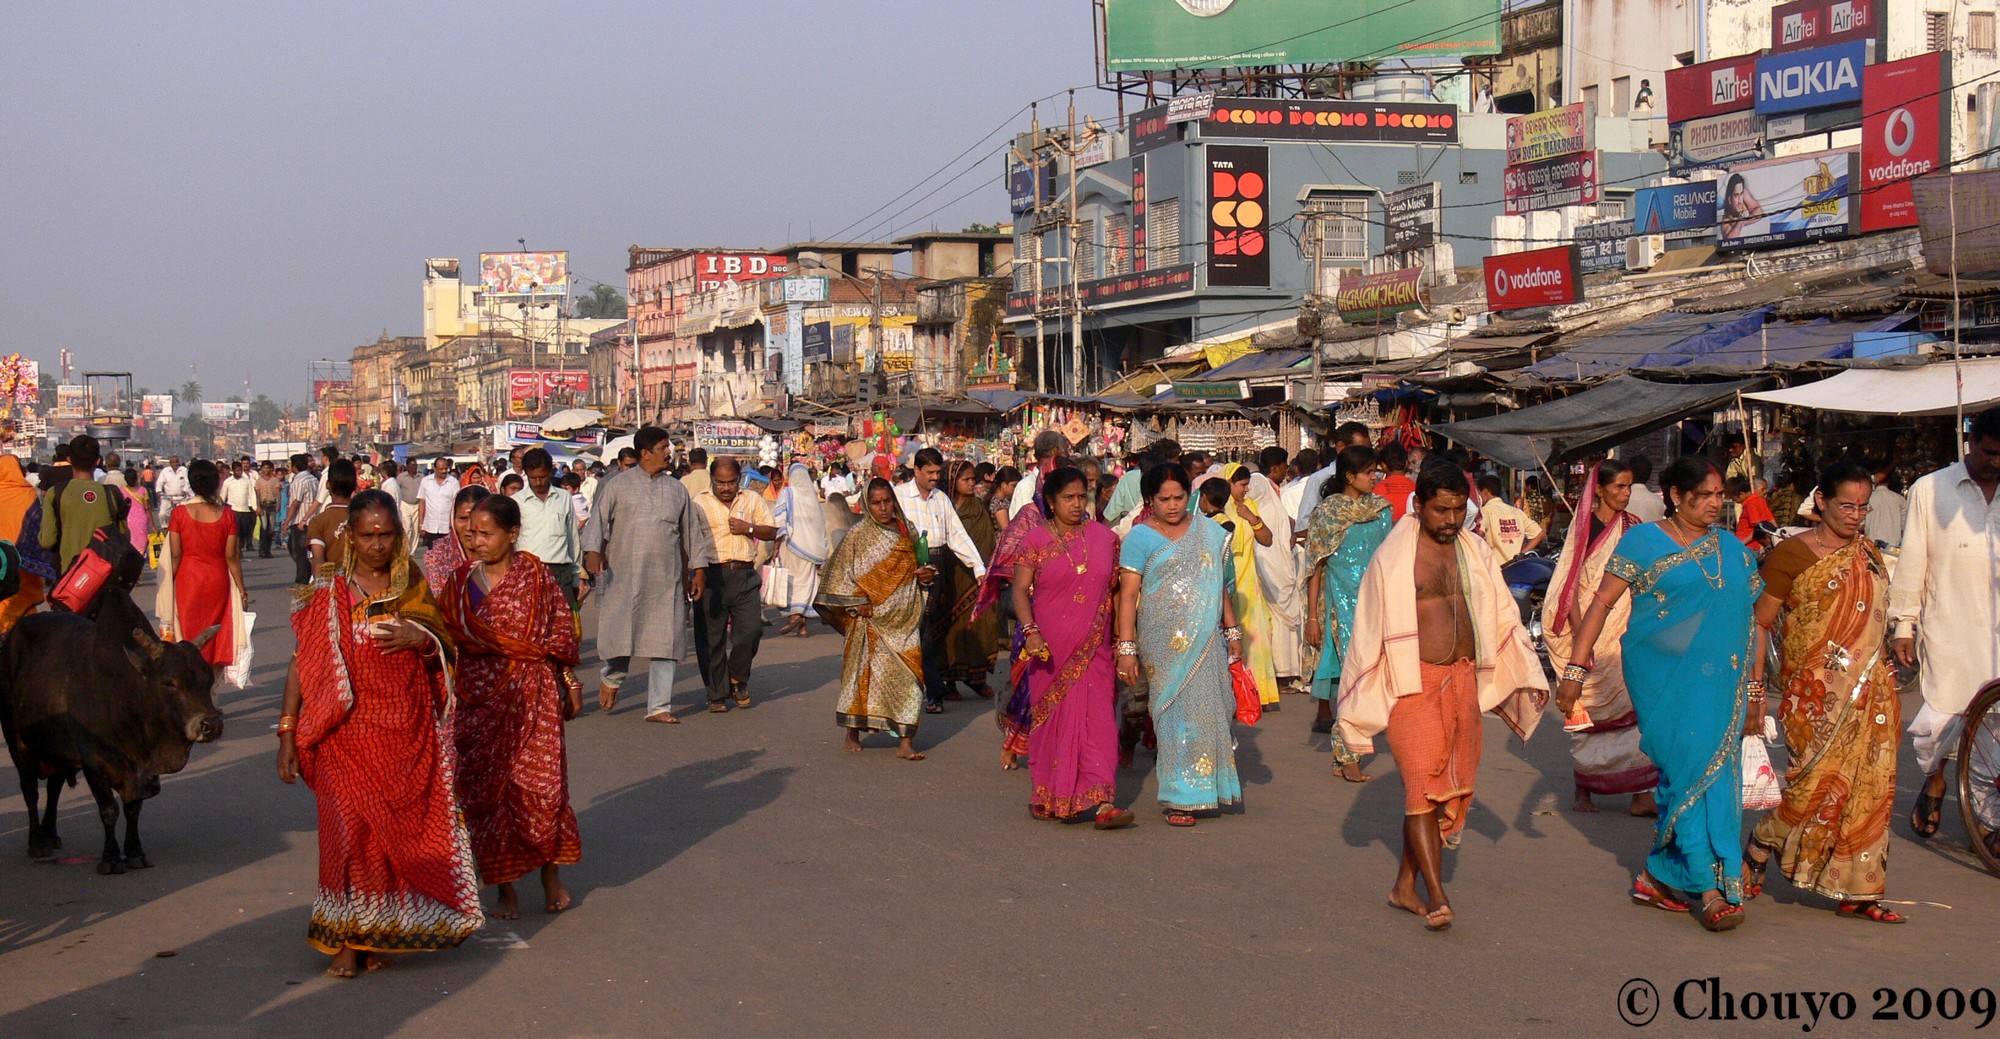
[1007,467,1133,829]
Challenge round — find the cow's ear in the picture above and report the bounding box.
[189,625,222,651]
[129,629,166,661]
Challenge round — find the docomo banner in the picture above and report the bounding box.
[1202,99,1459,144]
[1502,152,1600,215]
[1335,267,1429,324]
[1666,54,1757,123]
[1506,104,1592,166]
[1484,245,1584,311]
[479,251,569,295]
[1861,51,1948,233]
[1770,0,1882,53]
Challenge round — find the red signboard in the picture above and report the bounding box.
[1770,0,1881,54]
[507,369,591,415]
[691,253,787,293]
[1484,245,1584,311]
[1502,152,1600,215]
[1666,54,1759,124]
[1861,51,1948,233]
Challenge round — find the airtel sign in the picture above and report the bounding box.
[1484,245,1584,311]
[1666,54,1758,124]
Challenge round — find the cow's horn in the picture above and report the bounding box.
[189,625,223,650]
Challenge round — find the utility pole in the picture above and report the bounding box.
[1309,213,1324,418]
[1030,103,1046,396]
[1067,90,1084,397]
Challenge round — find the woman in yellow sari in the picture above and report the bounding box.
[816,478,934,760]
[1201,467,1278,707]
[1744,462,1904,923]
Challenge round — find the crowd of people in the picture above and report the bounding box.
[9,402,1993,973]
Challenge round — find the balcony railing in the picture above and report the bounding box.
[1503,2,1560,51]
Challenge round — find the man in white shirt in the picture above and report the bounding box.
[1864,460,1906,548]
[221,458,259,550]
[154,456,190,524]
[1007,430,1070,521]
[1625,456,1667,524]
[896,447,987,711]
[513,448,582,608]
[819,462,856,502]
[1889,408,2000,841]
[417,456,461,549]
[1293,423,1373,530]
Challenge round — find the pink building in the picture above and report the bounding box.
[625,248,788,426]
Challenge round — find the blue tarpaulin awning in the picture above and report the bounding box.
[1680,314,1917,369]
[1525,308,1773,380]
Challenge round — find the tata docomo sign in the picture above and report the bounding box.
[1484,245,1584,312]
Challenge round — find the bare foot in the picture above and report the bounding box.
[1629,791,1659,818]
[1000,748,1020,770]
[1573,789,1600,813]
[898,738,926,761]
[1424,903,1454,931]
[363,953,397,972]
[1335,761,1371,783]
[327,947,360,978]
[598,684,618,712]
[541,864,571,913]
[1387,888,1427,916]
[493,882,521,920]
[844,730,864,753]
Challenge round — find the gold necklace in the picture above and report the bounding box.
[1049,520,1088,575]
[1671,517,1725,589]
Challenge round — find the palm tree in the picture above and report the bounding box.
[178,379,202,406]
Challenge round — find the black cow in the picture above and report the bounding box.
[0,588,223,874]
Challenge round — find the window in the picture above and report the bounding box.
[1013,232,1039,291]
[1928,11,1950,51]
[1303,193,1370,296]
[1150,198,1183,268]
[1972,11,1996,51]
[1612,76,1631,116]
[1075,221,1096,281]
[1581,84,1600,118]
[1104,214,1132,277]
[1599,190,1633,220]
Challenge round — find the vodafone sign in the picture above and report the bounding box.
[1861,51,1947,232]
[1484,245,1584,311]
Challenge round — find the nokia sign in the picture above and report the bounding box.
[1755,40,1869,115]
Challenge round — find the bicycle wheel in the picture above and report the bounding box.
[1954,679,2000,877]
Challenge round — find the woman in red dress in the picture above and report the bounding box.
[276,490,482,978]
[438,493,584,919]
[168,459,242,666]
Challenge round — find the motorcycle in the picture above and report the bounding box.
[1500,540,1561,667]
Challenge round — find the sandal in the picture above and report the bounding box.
[1910,788,1943,839]
[1742,842,1774,900]
[924,703,944,715]
[1631,871,1691,913]
[1163,809,1197,827]
[1093,807,1136,830]
[1837,901,1907,924]
[1698,895,1745,932]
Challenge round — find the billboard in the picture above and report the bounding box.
[1632,182,1720,238]
[1914,169,2000,276]
[802,322,832,364]
[479,251,570,295]
[1669,110,1766,174]
[201,401,248,423]
[1484,245,1584,310]
[1715,150,1856,251]
[1666,54,1759,124]
[1755,41,1867,116]
[1860,51,1948,233]
[507,369,591,415]
[1770,0,1882,53]
[140,394,175,418]
[1505,104,1592,166]
[692,253,786,293]
[1576,220,1634,274]
[1128,107,1182,154]
[1206,145,1270,288]
[1202,99,1458,144]
[1104,0,1502,72]
[1335,268,1428,323]
[692,419,763,453]
[54,384,90,419]
[1384,182,1441,254]
[1502,152,1600,215]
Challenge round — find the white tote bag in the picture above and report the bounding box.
[759,563,791,609]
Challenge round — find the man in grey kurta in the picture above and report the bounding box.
[582,426,717,722]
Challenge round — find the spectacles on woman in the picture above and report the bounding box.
[1827,501,1871,517]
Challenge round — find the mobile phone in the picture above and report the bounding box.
[364,600,392,621]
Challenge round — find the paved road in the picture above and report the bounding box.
[1,550,1996,1038]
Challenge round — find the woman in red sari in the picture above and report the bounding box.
[422,485,489,592]
[276,490,482,978]
[168,459,243,666]
[438,493,584,919]
[1007,467,1133,829]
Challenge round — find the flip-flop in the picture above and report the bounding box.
[1093,808,1136,830]
[598,685,618,712]
[1836,901,1906,924]
[1910,788,1943,839]
[645,711,680,724]
[1631,871,1691,913]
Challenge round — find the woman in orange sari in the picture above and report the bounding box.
[438,493,584,920]
[1743,462,1904,923]
[277,490,482,978]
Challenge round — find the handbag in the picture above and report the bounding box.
[759,563,791,609]
[1740,716,1783,812]
[1230,659,1262,726]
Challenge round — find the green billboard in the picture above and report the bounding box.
[1105,0,1503,72]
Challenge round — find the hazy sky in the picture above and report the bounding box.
[2,4,1098,404]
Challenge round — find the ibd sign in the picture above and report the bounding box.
[692,253,788,292]
[1755,41,1868,115]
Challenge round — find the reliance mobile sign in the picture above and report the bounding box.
[1666,54,1757,124]
[1484,245,1584,311]
[1755,41,1868,115]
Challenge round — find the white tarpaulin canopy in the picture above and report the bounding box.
[1744,357,2000,416]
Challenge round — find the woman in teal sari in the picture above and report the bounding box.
[1557,457,1764,932]
[1303,444,1392,780]
[1114,463,1243,827]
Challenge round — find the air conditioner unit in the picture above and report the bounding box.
[1625,235,1667,271]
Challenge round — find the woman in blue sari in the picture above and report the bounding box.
[1303,443,1392,779]
[1557,457,1764,932]
[1114,463,1243,827]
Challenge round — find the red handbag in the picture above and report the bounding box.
[1230,659,1262,726]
